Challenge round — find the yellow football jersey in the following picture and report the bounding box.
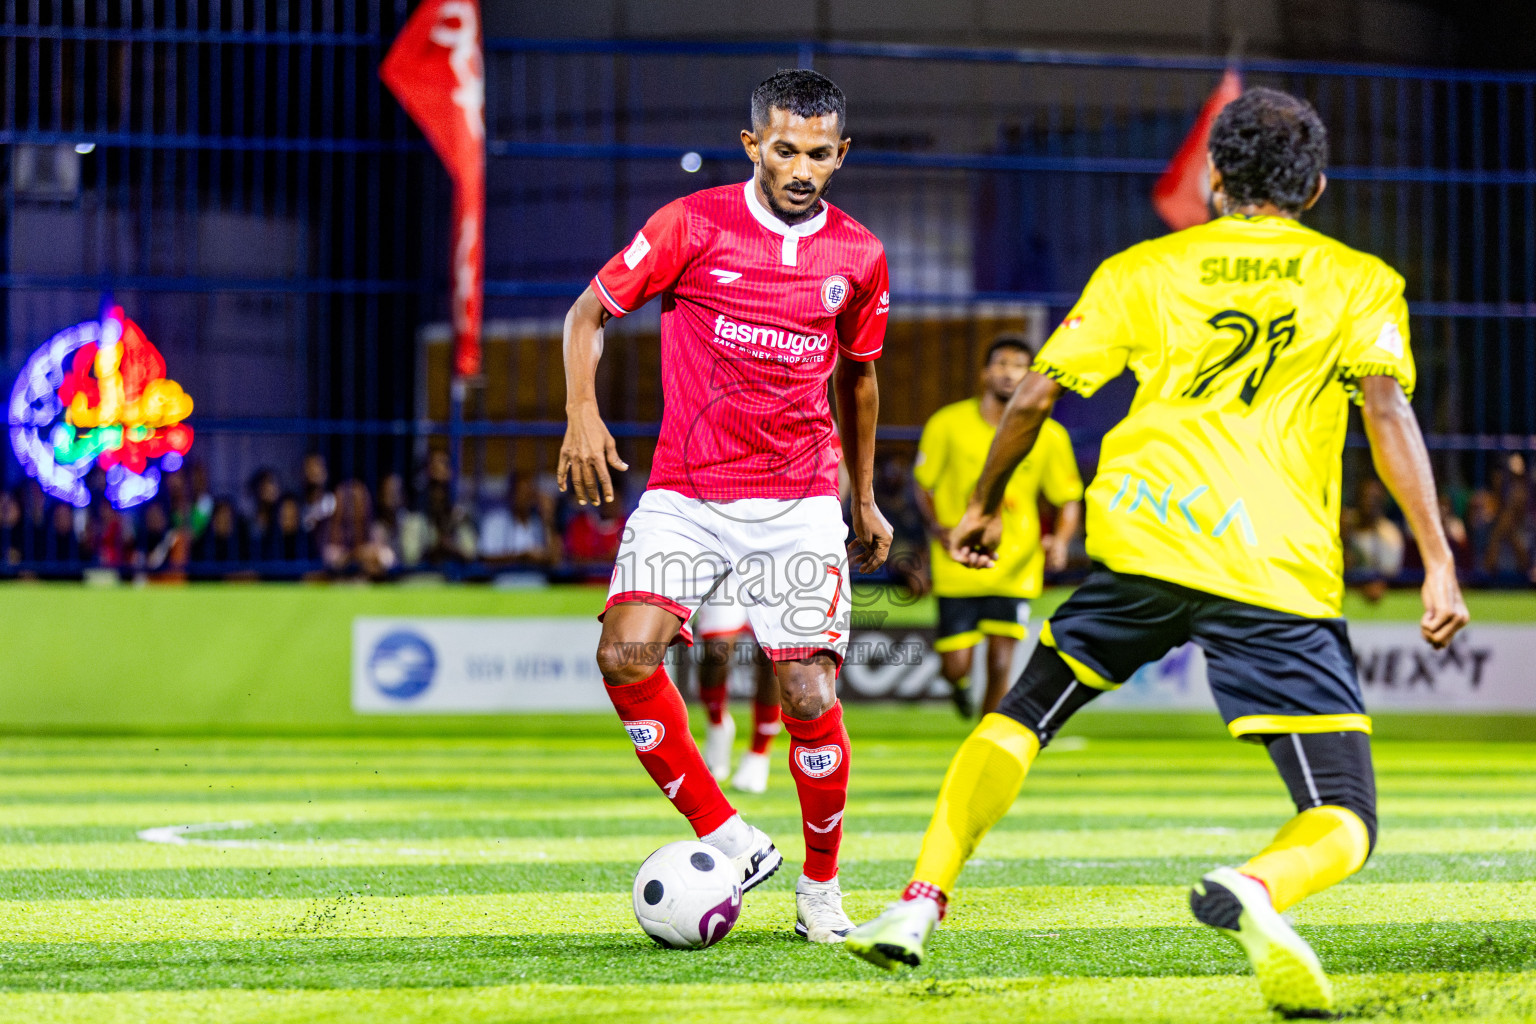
[1033,214,1415,618]
[915,399,1083,599]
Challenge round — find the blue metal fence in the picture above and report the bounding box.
[3,8,1535,578]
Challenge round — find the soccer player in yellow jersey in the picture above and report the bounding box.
[847,88,1470,1016]
[915,335,1083,716]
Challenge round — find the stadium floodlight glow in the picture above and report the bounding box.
[8,302,194,510]
[74,142,96,155]
[681,151,703,173]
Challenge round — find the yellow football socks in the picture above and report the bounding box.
[1239,805,1372,911]
[912,713,1041,893]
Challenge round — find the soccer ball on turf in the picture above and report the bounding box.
[632,840,742,949]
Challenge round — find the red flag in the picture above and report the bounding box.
[1152,69,1243,232]
[381,0,485,379]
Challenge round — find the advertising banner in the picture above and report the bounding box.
[353,617,1535,714]
[352,617,607,713]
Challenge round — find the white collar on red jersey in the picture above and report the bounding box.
[743,180,828,267]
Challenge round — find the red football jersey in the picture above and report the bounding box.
[592,181,889,501]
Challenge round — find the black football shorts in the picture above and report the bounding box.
[1039,565,1368,739]
[935,595,1029,653]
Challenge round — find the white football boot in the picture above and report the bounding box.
[702,815,783,893]
[845,897,940,968]
[794,875,855,943]
[731,751,771,793]
[1190,866,1334,1017]
[703,714,736,781]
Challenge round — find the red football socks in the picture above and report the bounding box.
[750,701,782,755]
[783,700,851,882]
[606,666,735,837]
[699,682,729,726]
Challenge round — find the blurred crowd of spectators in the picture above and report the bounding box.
[1,447,1532,591]
[0,449,626,583]
[1342,452,1536,599]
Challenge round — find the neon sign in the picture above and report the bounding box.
[8,302,194,509]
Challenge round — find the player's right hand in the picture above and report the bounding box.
[948,503,1003,569]
[1419,561,1469,650]
[558,403,629,505]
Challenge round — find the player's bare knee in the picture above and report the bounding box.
[939,650,972,684]
[775,656,837,719]
[596,638,664,684]
[986,638,1017,672]
[696,639,731,670]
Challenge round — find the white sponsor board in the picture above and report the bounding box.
[352,617,608,713]
[1345,623,1534,712]
[353,616,1536,714]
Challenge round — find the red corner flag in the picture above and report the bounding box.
[1151,69,1243,232]
[381,0,486,379]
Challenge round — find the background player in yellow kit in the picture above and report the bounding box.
[847,87,1470,1017]
[914,335,1082,716]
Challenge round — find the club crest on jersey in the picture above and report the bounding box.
[821,275,851,314]
[623,719,665,752]
[794,744,842,778]
[1064,315,1085,329]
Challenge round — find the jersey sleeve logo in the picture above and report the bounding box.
[1373,321,1405,358]
[821,275,851,313]
[623,231,652,270]
[1064,315,1085,329]
[877,290,890,315]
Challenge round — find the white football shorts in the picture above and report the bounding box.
[693,587,751,639]
[604,489,852,662]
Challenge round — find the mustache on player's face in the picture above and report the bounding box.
[759,167,831,221]
[780,178,819,204]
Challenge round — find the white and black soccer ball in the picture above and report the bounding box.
[632,840,742,949]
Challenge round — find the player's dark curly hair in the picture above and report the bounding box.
[1208,87,1328,215]
[751,69,846,136]
[986,333,1036,364]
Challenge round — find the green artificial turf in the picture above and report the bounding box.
[0,709,1531,1022]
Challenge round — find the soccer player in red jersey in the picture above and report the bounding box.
[559,69,893,943]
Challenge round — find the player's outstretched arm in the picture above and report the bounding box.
[949,372,1062,568]
[559,287,629,505]
[1359,375,1469,649]
[834,357,893,572]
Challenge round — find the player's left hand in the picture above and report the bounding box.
[849,499,893,573]
[949,503,1003,569]
[1419,559,1470,650]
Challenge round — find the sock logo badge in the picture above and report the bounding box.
[794,743,842,778]
[806,810,844,834]
[622,719,665,752]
